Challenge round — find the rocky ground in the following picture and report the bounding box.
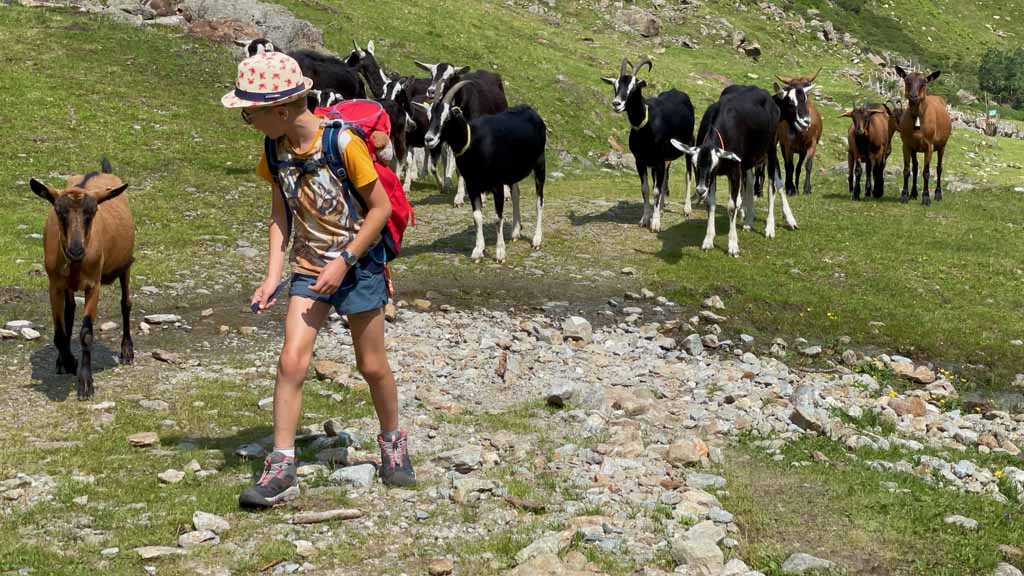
[3,282,1023,574]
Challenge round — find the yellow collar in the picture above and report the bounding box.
[631,104,649,130]
[454,124,472,157]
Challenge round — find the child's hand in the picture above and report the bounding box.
[310,260,348,294]
[251,277,281,314]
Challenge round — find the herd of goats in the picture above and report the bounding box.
[21,38,953,400]
[238,38,952,260]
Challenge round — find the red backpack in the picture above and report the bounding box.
[265,99,414,262]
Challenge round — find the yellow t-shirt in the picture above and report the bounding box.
[257,124,379,276]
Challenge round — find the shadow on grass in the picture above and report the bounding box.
[29,340,120,402]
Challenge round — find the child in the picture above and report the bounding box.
[221,51,415,509]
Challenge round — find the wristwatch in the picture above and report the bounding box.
[340,249,358,266]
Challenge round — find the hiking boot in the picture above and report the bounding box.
[377,430,416,487]
[239,452,299,509]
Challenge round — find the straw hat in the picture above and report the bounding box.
[221,51,313,109]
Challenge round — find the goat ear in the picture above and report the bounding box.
[454,66,470,75]
[839,110,853,118]
[601,77,617,86]
[773,82,783,96]
[366,40,375,56]
[97,184,128,204]
[669,139,695,155]
[414,101,431,112]
[926,70,941,83]
[233,38,250,47]
[894,66,908,79]
[29,178,57,204]
[637,79,647,88]
[414,60,434,72]
[719,150,741,163]
[451,106,464,118]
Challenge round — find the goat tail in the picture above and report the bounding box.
[101,158,113,174]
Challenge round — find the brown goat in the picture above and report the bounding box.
[773,70,823,196]
[841,105,894,200]
[894,67,952,206]
[29,159,135,400]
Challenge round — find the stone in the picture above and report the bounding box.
[314,359,347,383]
[139,399,169,411]
[100,321,118,332]
[842,350,858,365]
[994,563,1023,576]
[90,401,116,411]
[721,558,752,575]
[134,546,185,559]
[800,345,822,357]
[514,531,571,565]
[100,548,119,557]
[888,397,927,417]
[258,397,274,411]
[702,295,725,309]
[892,362,936,384]
[781,553,834,574]
[561,316,593,343]
[656,336,677,351]
[20,327,40,340]
[384,302,398,322]
[143,314,180,324]
[178,529,219,548]
[128,432,159,447]
[546,382,577,408]
[789,405,827,433]
[289,508,363,524]
[670,536,724,575]
[193,511,229,534]
[73,495,89,506]
[615,7,661,36]
[944,515,978,530]
[687,473,726,490]
[0,329,16,339]
[434,445,483,473]
[666,438,709,466]
[707,508,734,523]
[317,447,349,466]
[413,299,432,311]
[157,469,185,484]
[428,558,454,575]
[293,540,315,557]
[740,334,755,345]
[238,326,258,336]
[152,349,179,363]
[683,334,704,356]
[699,310,726,323]
[5,320,33,330]
[328,463,376,488]
[452,477,496,504]
[234,443,266,459]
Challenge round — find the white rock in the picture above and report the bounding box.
[944,515,979,530]
[258,397,274,411]
[143,314,180,324]
[329,464,376,488]
[193,511,230,534]
[100,321,119,332]
[157,469,185,484]
[561,316,593,342]
[995,563,1024,576]
[4,320,33,330]
[100,547,119,557]
[134,546,185,559]
[702,295,725,309]
[670,535,724,575]
[293,540,316,557]
[781,553,835,574]
[21,327,41,340]
[177,529,219,549]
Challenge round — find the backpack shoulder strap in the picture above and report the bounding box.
[264,136,294,238]
[321,123,369,217]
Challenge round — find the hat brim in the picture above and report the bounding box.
[221,77,314,109]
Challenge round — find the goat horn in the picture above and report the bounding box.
[807,67,821,84]
[632,57,652,77]
[441,80,475,106]
[776,75,792,85]
[353,40,361,52]
[619,58,630,78]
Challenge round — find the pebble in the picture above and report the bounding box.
[157,469,185,484]
[177,529,219,548]
[193,511,230,534]
[328,464,376,488]
[781,553,835,574]
[143,314,180,324]
[127,432,159,447]
[944,515,979,530]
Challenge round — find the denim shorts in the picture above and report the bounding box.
[289,244,388,316]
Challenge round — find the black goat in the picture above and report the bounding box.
[421,81,546,262]
[415,61,509,206]
[672,85,797,257]
[383,74,444,193]
[238,38,387,100]
[602,57,695,232]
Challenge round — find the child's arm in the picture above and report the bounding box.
[309,178,390,294]
[251,183,290,312]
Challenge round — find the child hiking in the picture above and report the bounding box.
[221,51,415,509]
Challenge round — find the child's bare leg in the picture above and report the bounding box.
[349,307,398,432]
[274,296,332,450]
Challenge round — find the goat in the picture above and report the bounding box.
[305,87,409,169]
[415,61,509,206]
[383,74,441,193]
[29,159,135,400]
[602,57,695,231]
[672,85,797,256]
[894,66,951,206]
[346,40,387,99]
[773,70,823,196]
[237,38,367,99]
[421,81,546,262]
[841,104,893,200]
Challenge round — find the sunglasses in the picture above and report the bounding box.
[241,106,279,125]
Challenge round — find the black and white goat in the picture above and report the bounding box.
[421,81,545,262]
[602,58,695,232]
[382,74,440,192]
[415,61,509,206]
[671,85,797,256]
[237,38,386,99]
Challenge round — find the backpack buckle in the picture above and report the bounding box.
[300,159,322,176]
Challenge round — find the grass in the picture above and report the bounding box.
[723,437,1024,575]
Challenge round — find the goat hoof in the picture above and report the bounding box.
[900,195,909,204]
[934,191,943,201]
[121,346,135,365]
[470,249,485,261]
[57,356,78,375]
[701,239,715,251]
[922,197,931,207]
[531,239,542,250]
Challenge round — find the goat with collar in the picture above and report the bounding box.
[420,81,546,263]
[602,57,695,232]
[673,84,798,257]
